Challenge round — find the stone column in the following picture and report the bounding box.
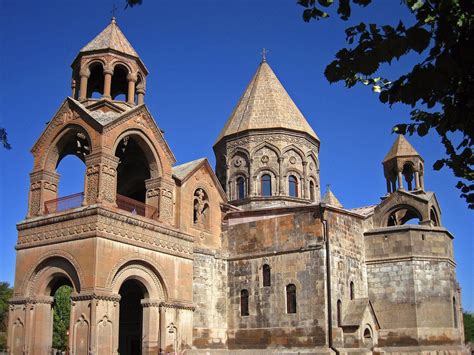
[28,170,60,217]
[386,178,392,194]
[127,72,137,105]
[102,67,114,99]
[141,299,161,354]
[71,79,77,98]
[397,171,404,190]
[84,152,119,207]
[156,177,175,224]
[136,86,146,105]
[31,297,54,354]
[278,157,284,195]
[420,173,425,191]
[414,171,421,190]
[302,161,308,199]
[78,67,90,101]
[145,178,160,220]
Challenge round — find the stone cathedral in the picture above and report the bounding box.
[7,19,467,355]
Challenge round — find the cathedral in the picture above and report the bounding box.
[7,18,467,354]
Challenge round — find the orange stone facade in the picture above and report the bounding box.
[7,19,467,355]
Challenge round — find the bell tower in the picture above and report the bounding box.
[8,19,195,355]
[71,17,148,106]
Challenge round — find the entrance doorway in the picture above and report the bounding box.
[118,279,146,355]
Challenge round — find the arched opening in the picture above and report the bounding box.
[240,289,249,316]
[453,297,458,328]
[118,279,147,355]
[87,62,104,99]
[309,180,315,201]
[363,326,373,348]
[288,175,298,197]
[52,284,73,352]
[387,206,422,226]
[350,281,355,300]
[111,64,129,101]
[286,284,297,314]
[337,299,342,327]
[44,127,90,214]
[430,208,440,226]
[115,135,152,203]
[56,155,85,199]
[236,176,246,200]
[262,264,271,287]
[193,188,209,228]
[261,174,272,197]
[402,163,415,191]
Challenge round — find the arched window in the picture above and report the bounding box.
[402,163,415,190]
[453,297,458,328]
[236,176,246,199]
[387,206,422,226]
[111,64,129,101]
[286,284,297,314]
[309,180,315,201]
[87,62,104,99]
[350,281,355,300]
[337,300,342,327]
[193,189,209,228]
[241,289,249,316]
[262,264,271,287]
[261,174,272,197]
[288,175,298,197]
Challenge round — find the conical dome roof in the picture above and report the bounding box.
[322,187,343,208]
[383,135,422,162]
[215,61,319,145]
[80,17,139,57]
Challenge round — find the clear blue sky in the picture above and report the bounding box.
[0,1,472,310]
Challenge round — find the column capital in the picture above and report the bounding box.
[79,67,90,78]
[127,72,138,82]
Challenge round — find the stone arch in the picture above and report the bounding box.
[385,204,423,226]
[430,206,441,226]
[282,144,306,163]
[251,142,281,158]
[108,257,168,301]
[229,170,250,200]
[229,147,251,164]
[43,123,93,172]
[111,60,133,74]
[113,129,162,178]
[21,250,83,297]
[86,61,105,98]
[27,255,82,297]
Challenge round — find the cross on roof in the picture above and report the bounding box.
[261,48,269,62]
[110,2,119,19]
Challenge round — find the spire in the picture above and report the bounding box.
[214,61,319,145]
[80,17,139,57]
[383,134,422,163]
[322,186,343,208]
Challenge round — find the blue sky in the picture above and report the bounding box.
[0,1,472,310]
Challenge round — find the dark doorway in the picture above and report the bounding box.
[119,279,146,355]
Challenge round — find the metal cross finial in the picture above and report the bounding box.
[326,184,331,192]
[111,2,119,20]
[261,48,269,62]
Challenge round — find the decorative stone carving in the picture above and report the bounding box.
[261,155,269,164]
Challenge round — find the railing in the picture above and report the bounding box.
[44,192,84,214]
[116,194,159,220]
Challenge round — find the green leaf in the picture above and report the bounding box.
[318,0,334,7]
[417,123,429,136]
[406,27,431,53]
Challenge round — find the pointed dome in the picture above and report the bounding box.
[383,135,422,162]
[215,61,319,145]
[80,17,139,57]
[322,187,343,208]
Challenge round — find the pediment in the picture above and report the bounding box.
[102,104,176,165]
[30,98,101,158]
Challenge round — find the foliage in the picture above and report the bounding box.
[465,312,474,343]
[0,128,11,150]
[297,0,474,208]
[52,285,72,351]
[0,282,13,350]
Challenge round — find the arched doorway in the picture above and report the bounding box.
[118,279,147,355]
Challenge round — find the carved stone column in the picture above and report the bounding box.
[84,152,119,206]
[141,299,161,354]
[145,178,160,220]
[71,78,77,98]
[397,171,404,190]
[102,66,114,99]
[155,177,175,224]
[127,72,137,105]
[278,157,284,195]
[302,161,308,199]
[78,67,90,101]
[28,170,59,217]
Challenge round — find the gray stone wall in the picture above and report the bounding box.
[192,250,228,349]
